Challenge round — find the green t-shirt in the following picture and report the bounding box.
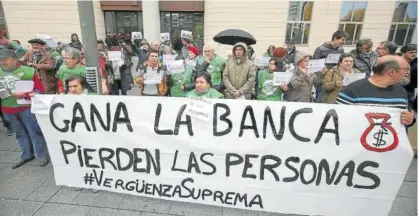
[197,55,225,86]
[186,88,224,99]
[0,65,35,108]
[257,70,282,101]
[170,59,197,97]
[57,64,86,90]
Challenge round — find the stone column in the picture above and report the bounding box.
[142,0,160,42]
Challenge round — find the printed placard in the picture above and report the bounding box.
[181,30,193,40]
[34,95,413,216]
[185,97,213,121]
[307,59,326,73]
[343,73,366,86]
[167,60,185,75]
[163,55,176,64]
[160,32,170,42]
[325,53,341,64]
[108,51,122,61]
[273,72,292,86]
[131,32,143,40]
[254,56,270,67]
[143,73,162,85]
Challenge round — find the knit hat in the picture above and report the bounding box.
[295,51,310,63]
[188,45,199,56]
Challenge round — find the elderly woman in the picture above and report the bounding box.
[187,72,224,99]
[321,53,360,103]
[65,74,94,95]
[285,52,316,102]
[57,47,86,94]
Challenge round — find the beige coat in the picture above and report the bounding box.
[222,42,256,99]
[322,66,360,104]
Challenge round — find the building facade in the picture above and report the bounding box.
[1,0,416,57]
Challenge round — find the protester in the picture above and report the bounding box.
[286,52,315,102]
[57,47,86,94]
[284,40,296,64]
[400,43,417,104]
[69,33,83,51]
[322,53,360,103]
[65,74,95,95]
[350,38,377,76]
[376,41,398,57]
[247,45,255,61]
[312,30,348,103]
[336,55,415,125]
[22,38,56,94]
[187,72,224,99]
[181,38,193,59]
[150,40,160,52]
[222,42,255,99]
[108,37,133,95]
[0,48,49,168]
[169,46,198,97]
[257,58,288,101]
[263,45,275,57]
[139,39,151,64]
[135,50,168,96]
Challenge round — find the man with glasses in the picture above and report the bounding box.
[337,55,415,126]
[376,41,398,57]
[184,44,226,92]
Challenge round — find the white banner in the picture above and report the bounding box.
[33,95,413,216]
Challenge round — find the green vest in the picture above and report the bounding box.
[170,59,197,97]
[257,70,282,101]
[58,64,86,90]
[0,66,35,108]
[197,55,225,86]
[186,88,224,99]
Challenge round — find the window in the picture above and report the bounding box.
[160,12,204,52]
[338,2,367,45]
[0,1,8,39]
[104,11,143,36]
[285,1,313,45]
[388,1,417,46]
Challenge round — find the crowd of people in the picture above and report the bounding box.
[0,29,416,171]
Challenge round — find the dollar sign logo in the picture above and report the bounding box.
[372,128,388,147]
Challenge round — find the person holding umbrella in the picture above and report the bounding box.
[222,42,255,99]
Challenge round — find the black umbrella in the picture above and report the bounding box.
[213,29,256,46]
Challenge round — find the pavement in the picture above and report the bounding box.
[0,86,416,216]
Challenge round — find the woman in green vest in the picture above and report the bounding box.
[187,72,224,99]
[169,45,199,97]
[57,47,86,94]
[257,58,288,101]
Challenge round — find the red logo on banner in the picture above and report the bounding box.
[360,113,399,153]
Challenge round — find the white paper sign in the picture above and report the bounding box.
[254,56,270,67]
[131,32,143,40]
[307,59,326,73]
[34,95,413,216]
[163,55,176,64]
[37,34,57,48]
[181,30,193,40]
[31,94,55,114]
[185,97,213,121]
[160,32,170,42]
[143,73,162,85]
[273,72,292,86]
[12,80,34,93]
[343,73,366,86]
[326,53,341,64]
[108,51,122,61]
[167,60,185,75]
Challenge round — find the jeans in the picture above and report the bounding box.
[4,109,48,160]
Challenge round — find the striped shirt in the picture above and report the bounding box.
[336,79,408,109]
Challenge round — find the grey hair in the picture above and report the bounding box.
[61,46,81,61]
[356,38,373,49]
